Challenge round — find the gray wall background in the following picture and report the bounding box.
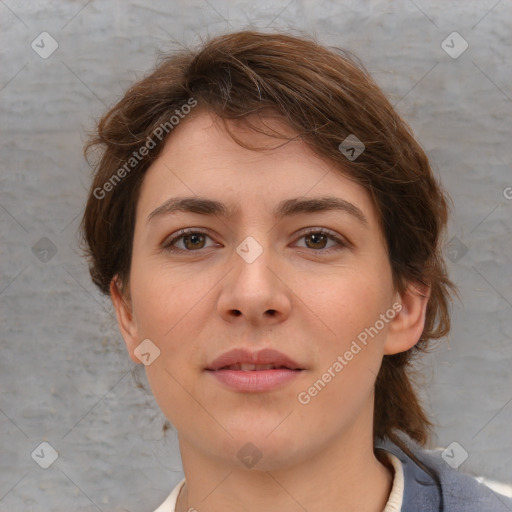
[1,1,511,511]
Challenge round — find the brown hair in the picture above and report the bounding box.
[80,30,456,450]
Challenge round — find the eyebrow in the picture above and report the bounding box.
[146,195,368,226]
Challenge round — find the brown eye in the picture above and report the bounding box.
[304,232,329,249]
[163,229,216,252]
[294,228,349,253]
[181,233,206,250]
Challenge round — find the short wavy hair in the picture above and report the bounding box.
[80,30,456,453]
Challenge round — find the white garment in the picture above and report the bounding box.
[152,477,185,512]
[383,452,404,512]
[152,452,405,512]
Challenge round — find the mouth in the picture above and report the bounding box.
[205,348,305,392]
[205,347,304,372]
[214,363,301,371]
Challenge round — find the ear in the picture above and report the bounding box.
[110,276,141,364]
[383,281,430,355]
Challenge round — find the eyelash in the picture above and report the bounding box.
[161,227,349,255]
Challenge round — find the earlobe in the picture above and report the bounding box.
[383,282,430,355]
[110,277,141,364]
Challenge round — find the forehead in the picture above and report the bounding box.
[135,109,380,229]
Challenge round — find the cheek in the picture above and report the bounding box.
[324,267,392,330]
[129,257,196,338]
[128,261,204,380]
[310,266,394,384]
[134,278,199,428]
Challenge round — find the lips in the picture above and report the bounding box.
[220,363,290,371]
[205,348,303,372]
[205,348,304,392]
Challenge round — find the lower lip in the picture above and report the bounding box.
[207,369,303,392]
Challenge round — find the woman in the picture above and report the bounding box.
[80,30,512,511]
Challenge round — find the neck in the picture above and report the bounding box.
[175,418,393,512]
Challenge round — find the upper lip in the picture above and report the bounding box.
[205,348,303,371]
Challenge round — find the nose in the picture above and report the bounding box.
[217,236,292,328]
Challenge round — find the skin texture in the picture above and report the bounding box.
[111,109,429,512]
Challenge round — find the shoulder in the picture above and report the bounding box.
[376,433,512,512]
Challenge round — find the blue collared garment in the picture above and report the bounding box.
[376,433,512,511]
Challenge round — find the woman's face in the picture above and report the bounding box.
[113,109,421,471]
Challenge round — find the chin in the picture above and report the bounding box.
[210,429,308,472]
